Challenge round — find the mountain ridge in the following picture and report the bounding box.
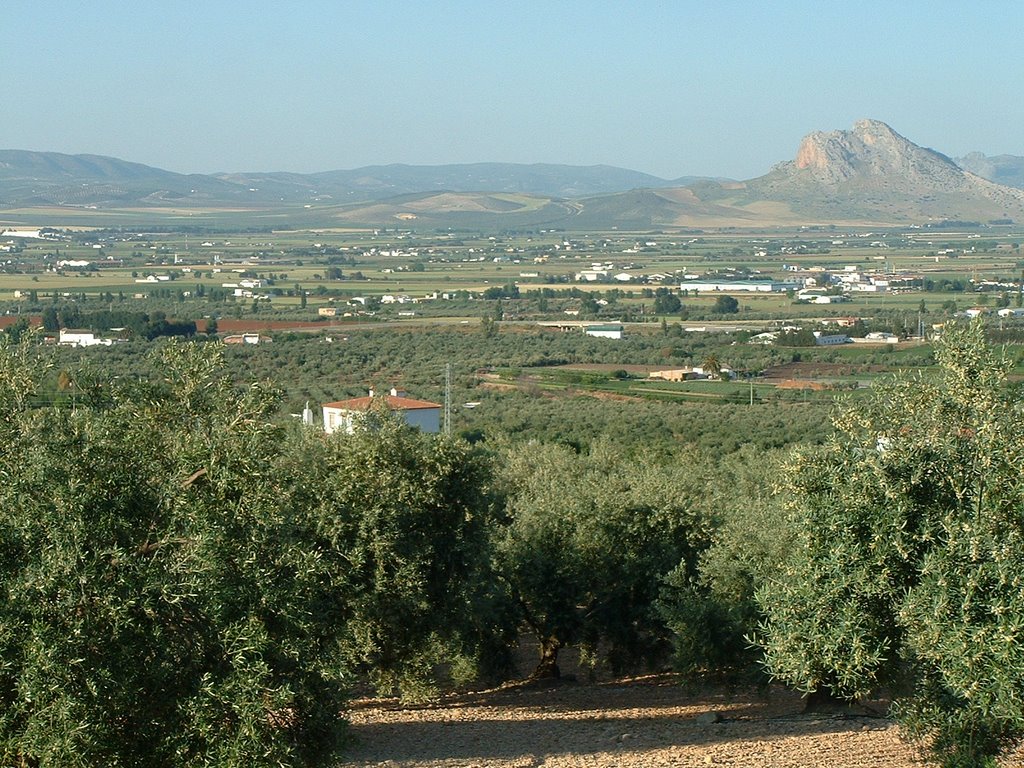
[2,121,1023,227]
[0,152,712,207]
[956,151,1024,190]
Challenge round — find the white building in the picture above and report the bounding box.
[322,388,441,435]
[584,323,625,340]
[813,332,853,346]
[58,329,113,347]
[222,333,266,344]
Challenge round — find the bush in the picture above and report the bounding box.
[0,338,503,766]
[757,323,1024,766]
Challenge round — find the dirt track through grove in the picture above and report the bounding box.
[340,676,966,768]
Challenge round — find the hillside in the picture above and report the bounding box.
[0,150,240,206]
[0,152,693,208]
[3,122,1024,228]
[957,151,1024,189]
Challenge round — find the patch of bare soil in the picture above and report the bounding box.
[550,364,655,374]
[341,675,935,768]
[762,362,890,381]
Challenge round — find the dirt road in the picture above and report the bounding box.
[342,675,938,768]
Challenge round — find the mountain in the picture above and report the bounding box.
[957,152,1024,190]
[0,151,700,208]
[235,163,696,199]
[735,119,1024,223]
[0,150,241,206]
[3,122,1024,228]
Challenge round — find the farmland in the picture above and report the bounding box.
[5,219,1024,450]
[2,223,1021,319]
[6,219,1024,767]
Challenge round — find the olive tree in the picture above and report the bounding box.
[496,440,713,677]
[658,445,792,680]
[758,323,1024,766]
[0,339,355,767]
[289,418,508,699]
[0,338,502,766]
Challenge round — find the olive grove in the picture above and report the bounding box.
[759,323,1024,766]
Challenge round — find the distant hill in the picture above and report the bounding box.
[0,150,240,206]
[0,151,704,208]
[230,163,703,199]
[957,152,1024,190]
[735,119,1024,224]
[3,123,1024,228]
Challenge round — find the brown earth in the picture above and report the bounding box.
[341,675,945,768]
[206,318,346,333]
[761,362,890,381]
[776,380,831,391]
[0,315,41,328]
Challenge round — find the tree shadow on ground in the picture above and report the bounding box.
[343,677,919,767]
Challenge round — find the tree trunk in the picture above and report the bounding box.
[803,687,856,714]
[532,636,562,679]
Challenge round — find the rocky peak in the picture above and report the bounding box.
[790,118,959,185]
[957,152,1024,189]
[746,119,1024,223]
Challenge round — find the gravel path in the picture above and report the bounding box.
[341,675,943,768]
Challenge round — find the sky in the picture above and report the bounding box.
[4,1,1023,180]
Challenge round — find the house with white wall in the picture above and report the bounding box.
[58,329,114,347]
[584,323,624,340]
[322,388,441,434]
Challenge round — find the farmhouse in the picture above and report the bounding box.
[58,329,114,347]
[584,323,625,340]
[649,366,733,381]
[322,387,441,435]
[681,279,800,293]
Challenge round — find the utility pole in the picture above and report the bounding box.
[444,363,452,436]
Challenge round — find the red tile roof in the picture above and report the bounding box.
[322,394,441,412]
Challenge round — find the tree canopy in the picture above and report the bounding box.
[496,440,713,677]
[758,323,1024,767]
[0,336,500,767]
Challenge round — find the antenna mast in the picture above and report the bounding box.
[444,363,452,436]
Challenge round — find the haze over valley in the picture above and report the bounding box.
[7,4,1024,767]
[3,119,1024,229]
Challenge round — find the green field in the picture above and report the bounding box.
[4,220,1022,420]
[3,224,1022,316]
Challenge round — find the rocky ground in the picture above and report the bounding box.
[341,675,948,768]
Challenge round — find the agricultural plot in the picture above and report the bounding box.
[2,221,1022,415]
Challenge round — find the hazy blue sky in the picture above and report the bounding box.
[5,1,1022,179]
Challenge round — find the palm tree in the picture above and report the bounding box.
[701,353,722,380]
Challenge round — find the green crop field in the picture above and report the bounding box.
[3,221,1022,408]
